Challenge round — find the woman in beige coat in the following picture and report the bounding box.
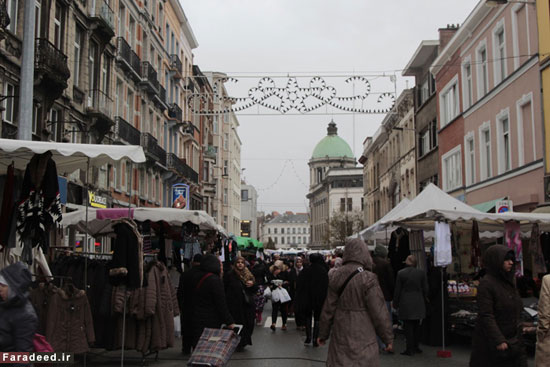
[318,238,393,367]
[536,274,550,366]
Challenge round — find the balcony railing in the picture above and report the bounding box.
[170,54,183,76]
[183,122,197,136]
[204,145,218,160]
[141,132,166,166]
[141,61,159,94]
[168,103,182,121]
[86,89,113,121]
[90,0,115,34]
[35,38,70,83]
[159,85,167,105]
[116,37,141,79]
[167,154,199,184]
[114,116,140,145]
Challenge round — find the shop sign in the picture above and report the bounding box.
[89,191,107,208]
[172,184,189,209]
[496,200,513,213]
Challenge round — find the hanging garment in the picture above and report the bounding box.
[109,219,143,289]
[45,286,95,354]
[505,221,523,276]
[530,223,546,276]
[470,220,481,269]
[409,230,427,271]
[434,222,452,267]
[388,228,410,276]
[16,152,62,258]
[0,163,15,251]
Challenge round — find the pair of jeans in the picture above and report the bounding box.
[272,301,288,326]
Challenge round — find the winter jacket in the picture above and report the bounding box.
[224,269,256,347]
[319,238,393,367]
[109,219,143,289]
[0,262,38,359]
[45,286,95,354]
[393,265,428,320]
[469,245,527,367]
[536,274,550,366]
[299,253,328,318]
[190,255,234,347]
[372,256,394,302]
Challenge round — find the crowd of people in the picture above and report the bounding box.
[5,237,550,366]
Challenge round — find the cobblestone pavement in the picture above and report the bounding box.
[83,303,534,366]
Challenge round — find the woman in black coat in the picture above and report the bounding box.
[470,245,527,367]
[267,261,289,331]
[251,259,268,324]
[190,254,235,348]
[301,253,328,346]
[0,262,38,356]
[224,256,257,350]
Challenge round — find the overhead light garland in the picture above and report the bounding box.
[187,76,396,115]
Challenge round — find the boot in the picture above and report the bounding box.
[312,321,320,347]
[304,323,312,345]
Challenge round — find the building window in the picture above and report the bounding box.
[223,216,227,229]
[340,198,345,212]
[281,237,285,245]
[274,237,278,244]
[440,76,459,127]
[53,2,64,50]
[497,110,512,173]
[480,124,492,180]
[347,198,352,211]
[274,228,277,234]
[73,26,83,87]
[477,42,489,98]
[419,130,430,157]
[281,228,285,234]
[4,83,15,124]
[49,108,60,142]
[465,134,475,186]
[224,133,229,150]
[420,77,429,105]
[442,146,462,192]
[6,0,17,34]
[223,188,228,205]
[118,3,125,37]
[126,161,132,193]
[88,41,98,94]
[462,59,473,110]
[493,23,507,85]
[268,228,271,234]
[241,189,248,201]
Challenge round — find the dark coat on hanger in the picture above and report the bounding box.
[109,219,143,289]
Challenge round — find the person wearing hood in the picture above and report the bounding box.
[393,255,428,356]
[318,238,393,366]
[190,254,235,348]
[300,253,328,347]
[470,245,527,367]
[177,253,202,355]
[0,262,38,360]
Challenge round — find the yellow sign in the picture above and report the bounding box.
[89,191,107,208]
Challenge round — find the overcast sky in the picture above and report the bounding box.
[182,0,480,214]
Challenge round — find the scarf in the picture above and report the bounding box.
[233,257,255,284]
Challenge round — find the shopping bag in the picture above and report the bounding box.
[263,286,272,299]
[33,334,54,352]
[271,288,281,302]
[278,288,291,303]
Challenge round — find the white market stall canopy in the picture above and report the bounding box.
[353,198,411,241]
[0,138,146,174]
[62,207,225,236]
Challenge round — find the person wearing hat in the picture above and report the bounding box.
[470,245,527,367]
[372,244,395,352]
[393,255,428,356]
[0,262,38,358]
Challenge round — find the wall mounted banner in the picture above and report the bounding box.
[172,184,189,210]
[88,191,107,208]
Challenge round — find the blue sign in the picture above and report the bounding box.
[58,176,67,205]
[172,184,189,209]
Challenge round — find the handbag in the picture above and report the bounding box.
[263,286,272,299]
[33,333,54,352]
[242,289,252,305]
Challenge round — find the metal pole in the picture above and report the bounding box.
[17,0,36,140]
[441,267,445,351]
[121,289,126,367]
[84,157,90,367]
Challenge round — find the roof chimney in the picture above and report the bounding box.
[438,24,459,51]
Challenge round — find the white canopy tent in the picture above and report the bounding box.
[0,138,146,174]
[62,207,225,237]
[353,198,411,241]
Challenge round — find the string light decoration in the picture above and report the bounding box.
[187,76,396,115]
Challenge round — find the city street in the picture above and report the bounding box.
[84,303,482,367]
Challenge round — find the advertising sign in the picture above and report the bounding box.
[496,200,513,213]
[88,191,107,208]
[172,184,189,209]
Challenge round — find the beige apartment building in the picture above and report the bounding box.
[361,89,415,226]
[0,1,226,219]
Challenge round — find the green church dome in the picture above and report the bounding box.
[311,121,354,159]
